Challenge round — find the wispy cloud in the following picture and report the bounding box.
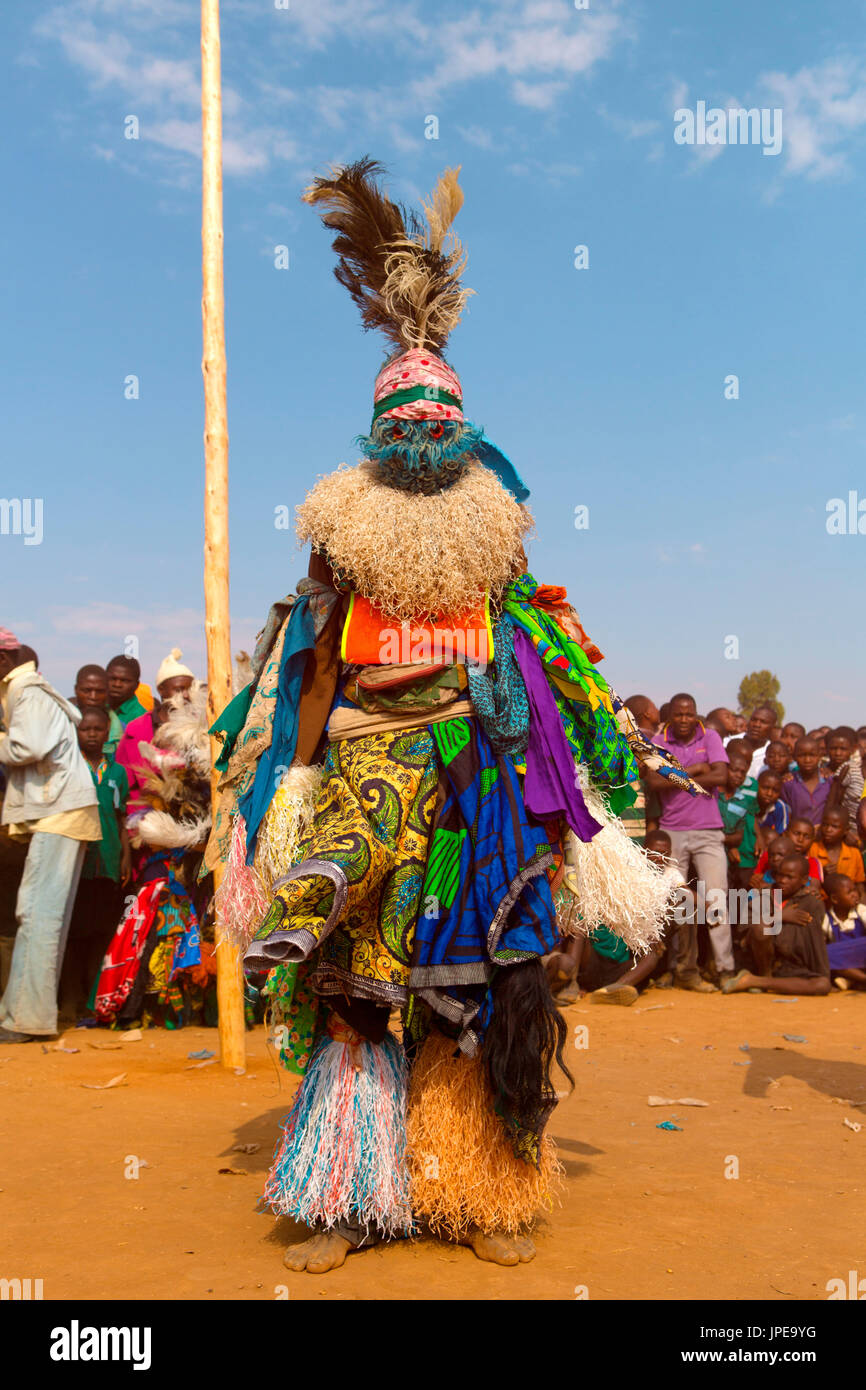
[759,57,866,179]
[669,58,866,181]
[829,413,857,432]
[33,0,630,180]
[281,0,430,50]
[43,601,260,690]
[34,1,290,179]
[456,124,496,150]
[598,106,661,140]
[416,3,628,107]
[512,79,568,110]
[49,601,205,643]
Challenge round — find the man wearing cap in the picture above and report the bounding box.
[0,631,99,1042]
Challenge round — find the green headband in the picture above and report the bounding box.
[371,384,463,426]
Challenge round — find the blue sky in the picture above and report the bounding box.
[2,0,865,725]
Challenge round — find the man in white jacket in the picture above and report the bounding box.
[0,633,99,1041]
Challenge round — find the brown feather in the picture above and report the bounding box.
[303,156,472,353]
[302,157,411,351]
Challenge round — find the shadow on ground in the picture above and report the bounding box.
[742,1047,866,1104]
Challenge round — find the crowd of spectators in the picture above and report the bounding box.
[548,696,866,1005]
[0,629,212,1042]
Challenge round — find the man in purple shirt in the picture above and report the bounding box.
[645,692,735,980]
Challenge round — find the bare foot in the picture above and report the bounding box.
[589,984,638,1007]
[511,1234,536,1263]
[721,969,758,994]
[464,1229,535,1266]
[556,980,582,1005]
[283,1231,352,1273]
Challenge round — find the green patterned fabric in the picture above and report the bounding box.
[263,959,320,1075]
[504,574,613,703]
[504,574,637,812]
[553,686,636,816]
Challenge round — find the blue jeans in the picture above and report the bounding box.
[0,831,86,1035]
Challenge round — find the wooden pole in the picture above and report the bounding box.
[201,0,245,1070]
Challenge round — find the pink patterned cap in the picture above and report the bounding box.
[0,627,20,651]
[372,348,464,424]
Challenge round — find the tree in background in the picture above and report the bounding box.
[738,670,784,724]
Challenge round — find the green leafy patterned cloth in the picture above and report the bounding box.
[504,574,638,812]
[262,959,320,1075]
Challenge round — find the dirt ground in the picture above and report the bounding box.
[2,990,864,1302]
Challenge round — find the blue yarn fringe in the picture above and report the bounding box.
[261,1029,413,1239]
[356,418,486,494]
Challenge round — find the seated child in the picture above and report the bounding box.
[547,924,665,1008]
[822,873,866,989]
[788,818,824,887]
[825,727,855,777]
[723,852,830,996]
[750,833,793,890]
[810,729,829,761]
[754,821,823,891]
[825,727,866,838]
[764,740,793,780]
[756,770,789,834]
[545,829,695,1005]
[810,808,866,903]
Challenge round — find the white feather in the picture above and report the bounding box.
[131,809,211,851]
[559,769,675,955]
[254,762,325,891]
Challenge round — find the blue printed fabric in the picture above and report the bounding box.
[409,716,558,1051]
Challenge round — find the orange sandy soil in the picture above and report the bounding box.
[1,990,864,1302]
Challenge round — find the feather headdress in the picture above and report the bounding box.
[302,157,530,502]
[302,157,471,355]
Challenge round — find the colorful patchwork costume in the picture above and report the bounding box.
[207,159,702,1260]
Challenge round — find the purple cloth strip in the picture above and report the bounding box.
[513,625,602,843]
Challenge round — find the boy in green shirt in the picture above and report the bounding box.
[720,753,763,890]
[58,708,131,1021]
[73,663,123,757]
[107,655,147,728]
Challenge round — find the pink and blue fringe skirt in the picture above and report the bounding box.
[261,1028,413,1241]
